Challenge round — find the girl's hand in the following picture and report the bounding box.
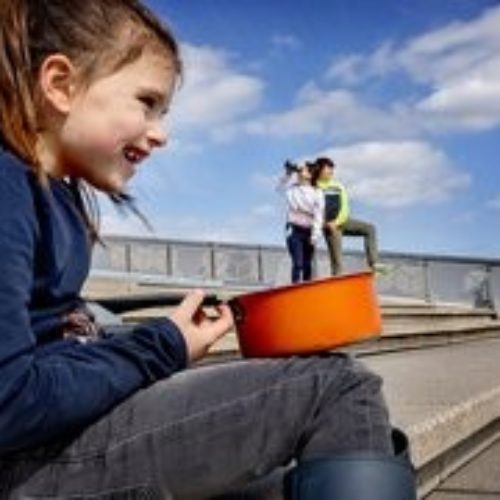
[169,289,234,363]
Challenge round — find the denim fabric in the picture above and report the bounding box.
[1,355,392,499]
[286,224,315,283]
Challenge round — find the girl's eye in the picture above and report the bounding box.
[139,96,156,110]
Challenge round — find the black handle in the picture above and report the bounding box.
[90,293,222,314]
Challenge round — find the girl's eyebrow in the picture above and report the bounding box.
[138,87,168,104]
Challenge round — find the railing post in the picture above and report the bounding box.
[484,264,495,311]
[209,242,217,281]
[124,241,132,273]
[423,259,432,304]
[257,246,264,284]
[165,242,172,276]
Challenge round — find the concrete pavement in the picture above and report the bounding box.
[364,338,500,497]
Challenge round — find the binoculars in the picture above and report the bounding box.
[284,160,300,174]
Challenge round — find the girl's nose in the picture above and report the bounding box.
[147,120,168,148]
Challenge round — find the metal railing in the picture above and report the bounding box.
[91,235,500,311]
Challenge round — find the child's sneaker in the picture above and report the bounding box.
[373,262,392,276]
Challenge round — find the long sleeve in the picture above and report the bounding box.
[311,189,325,243]
[276,172,298,193]
[0,156,187,453]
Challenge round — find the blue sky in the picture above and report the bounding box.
[101,0,500,259]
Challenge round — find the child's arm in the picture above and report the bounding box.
[311,189,325,244]
[0,166,192,453]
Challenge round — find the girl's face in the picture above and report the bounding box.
[298,165,312,182]
[55,49,177,193]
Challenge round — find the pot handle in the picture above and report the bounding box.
[92,293,221,313]
[228,298,246,325]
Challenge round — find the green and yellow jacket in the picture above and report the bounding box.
[317,178,350,226]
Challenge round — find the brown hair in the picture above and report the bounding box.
[311,156,335,186]
[0,0,182,239]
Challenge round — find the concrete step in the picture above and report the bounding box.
[382,318,500,337]
[382,305,494,316]
[109,303,500,358]
[382,306,496,334]
[200,322,500,360]
[364,338,500,498]
[119,312,497,338]
[424,438,500,498]
[85,278,499,339]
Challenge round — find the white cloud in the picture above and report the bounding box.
[325,5,500,133]
[401,6,500,131]
[100,209,153,237]
[166,6,500,146]
[244,87,418,141]
[327,42,394,85]
[271,34,302,51]
[326,54,366,85]
[251,172,281,192]
[398,6,500,85]
[416,66,500,130]
[116,210,282,245]
[315,141,470,207]
[251,204,278,217]
[327,6,500,86]
[171,44,265,133]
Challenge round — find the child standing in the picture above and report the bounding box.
[0,1,415,498]
[281,162,324,283]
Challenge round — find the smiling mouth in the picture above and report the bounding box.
[123,146,147,164]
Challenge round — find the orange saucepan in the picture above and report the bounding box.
[94,271,381,357]
[228,271,381,357]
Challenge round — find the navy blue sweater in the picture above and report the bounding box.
[0,151,187,453]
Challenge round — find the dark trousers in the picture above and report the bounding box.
[286,223,315,283]
[1,355,393,499]
[324,218,378,275]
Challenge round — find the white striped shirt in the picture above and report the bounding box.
[281,176,324,243]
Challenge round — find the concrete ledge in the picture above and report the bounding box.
[201,325,500,359]
[381,321,500,337]
[411,387,500,497]
[410,386,500,467]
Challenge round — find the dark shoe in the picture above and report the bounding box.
[284,428,416,499]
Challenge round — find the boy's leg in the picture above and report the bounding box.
[5,355,393,499]
[323,224,343,275]
[343,218,378,268]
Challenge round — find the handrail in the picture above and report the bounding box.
[90,235,500,311]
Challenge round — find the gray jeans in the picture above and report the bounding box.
[1,354,392,499]
[324,218,378,275]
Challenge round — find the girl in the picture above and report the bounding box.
[282,162,324,283]
[0,1,415,498]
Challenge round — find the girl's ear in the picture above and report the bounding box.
[38,54,78,114]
